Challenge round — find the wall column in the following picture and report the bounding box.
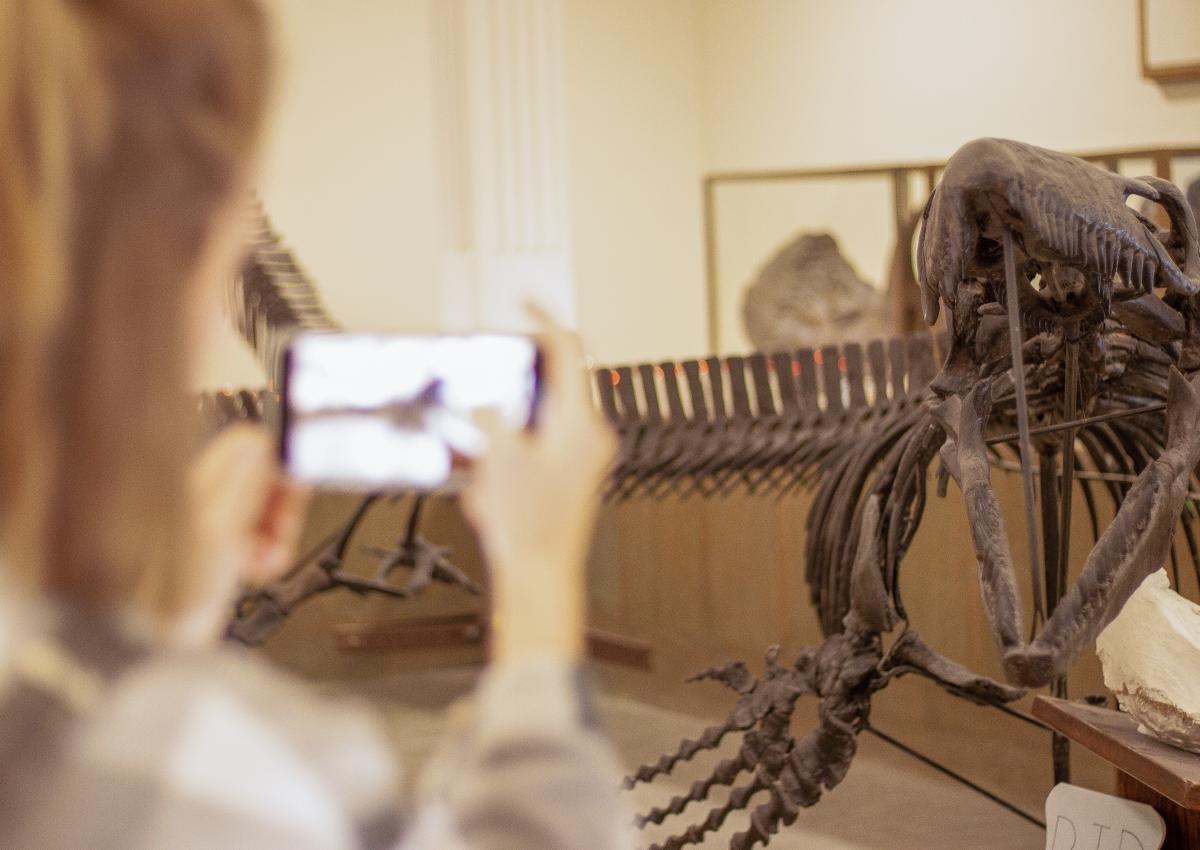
[430,0,574,331]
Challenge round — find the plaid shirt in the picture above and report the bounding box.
[0,593,630,850]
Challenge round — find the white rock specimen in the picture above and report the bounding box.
[1096,568,1200,754]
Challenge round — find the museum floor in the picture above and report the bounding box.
[333,664,1045,850]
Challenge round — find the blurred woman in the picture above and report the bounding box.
[0,1,624,848]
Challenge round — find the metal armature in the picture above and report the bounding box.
[625,139,1200,849]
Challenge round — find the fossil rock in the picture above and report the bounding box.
[742,232,886,353]
[1096,569,1200,754]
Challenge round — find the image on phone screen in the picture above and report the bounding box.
[282,332,540,490]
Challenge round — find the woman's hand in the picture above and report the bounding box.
[182,425,310,646]
[462,308,616,663]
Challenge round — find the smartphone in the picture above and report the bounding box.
[281,331,542,491]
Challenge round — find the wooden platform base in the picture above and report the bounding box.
[334,613,653,669]
[1033,696,1200,849]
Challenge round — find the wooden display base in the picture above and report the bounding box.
[1033,696,1200,849]
[333,613,654,670]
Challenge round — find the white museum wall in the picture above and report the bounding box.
[199,0,1200,382]
[564,0,708,364]
[698,0,1200,170]
[699,0,1200,352]
[198,0,709,387]
[196,0,443,389]
[258,0,441,334]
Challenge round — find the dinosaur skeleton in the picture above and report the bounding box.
[228,493,480,646]
[623,139,1200,849]
[206,147,1200,844]
[226,203,339,382]
[596,335,940,502]
[214,207,479,646]
[211,229,950,646]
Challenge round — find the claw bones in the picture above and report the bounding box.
[626,481,1022,850]
[625,350,1200,850]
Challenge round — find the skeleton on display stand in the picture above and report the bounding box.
[204,205,480,647]
[200,147,1200,847]
[623,138,1200,849]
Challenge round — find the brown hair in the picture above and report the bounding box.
[0,0,271,620]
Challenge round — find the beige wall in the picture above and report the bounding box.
[698,0,1200,170]
[203,1,1200,380]
[244,3,1200,823]
[198,0,443,389]
[699,0,1200,352]
[202,0,709,386]
[564,0,708,364]
[259,0,442,332]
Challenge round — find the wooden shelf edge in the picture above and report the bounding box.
[333,615,654,670]
[1033,696,1200,810]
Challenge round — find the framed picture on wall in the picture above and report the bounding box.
[1140,0,1200,82]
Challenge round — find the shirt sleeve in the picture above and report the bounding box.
[405,656,634,850]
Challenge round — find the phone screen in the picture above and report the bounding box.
[282,332,540,490]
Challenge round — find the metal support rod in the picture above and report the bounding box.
[865,726,1046,829]
[912,665,1052,731]
[989,458,1200,499]
[1048,332,1081,786]
[1002,228,1045,626]
[988,402,1165,446]
[984,698,1053,731]
[1038,442,1073,785]
[1038,448,1061,608]
[1056,337,1080,588]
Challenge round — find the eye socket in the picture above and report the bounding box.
[975,236,1003,268]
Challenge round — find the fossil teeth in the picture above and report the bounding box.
[1087,229,1102,272]
[1027,191,1042,225]
[1145,258,1158,289]
[1041,203,1056,249]
[1039,211,1053,249]
[1133,252,1146,290]
[1121,249,1134,289]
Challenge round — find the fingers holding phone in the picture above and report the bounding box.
[463,309,616,662]
[185,426,311,646]
[276,312,615,661]
[281,332,542,491]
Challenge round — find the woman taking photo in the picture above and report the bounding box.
[0,1,624,848]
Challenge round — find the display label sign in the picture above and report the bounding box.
[1045,783,1165,850]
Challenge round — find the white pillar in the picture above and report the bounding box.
[430,0,574,332]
